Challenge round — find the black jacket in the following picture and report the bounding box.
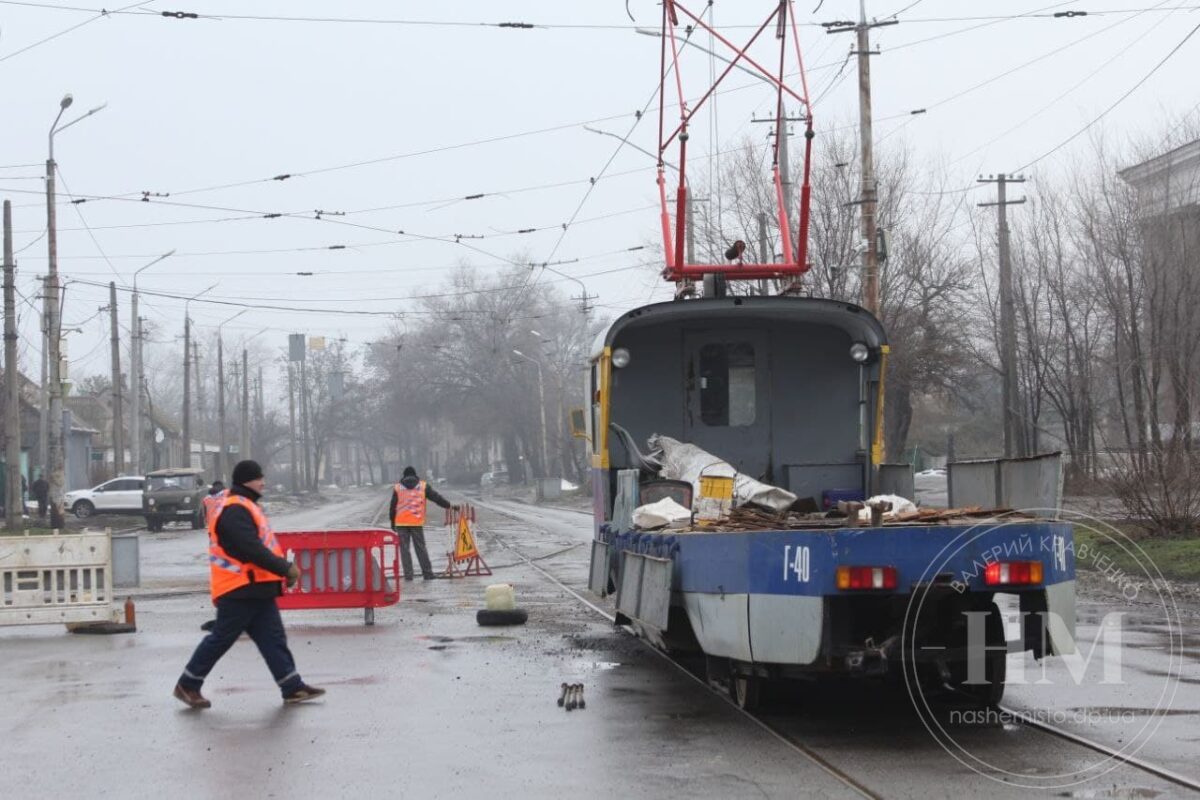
[388,475,451,526]
[215,484,291,600]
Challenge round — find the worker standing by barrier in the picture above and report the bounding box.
[174,460,326,709]
[390,466,452,580]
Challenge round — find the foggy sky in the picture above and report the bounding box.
[0,0,1195,390]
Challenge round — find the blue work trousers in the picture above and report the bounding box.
[179,596,303,696]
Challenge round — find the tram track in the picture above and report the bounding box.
[470,494,1200,797]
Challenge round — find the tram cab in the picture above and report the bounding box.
[584,295,889,520]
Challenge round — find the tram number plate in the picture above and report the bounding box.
[783,545,810,582]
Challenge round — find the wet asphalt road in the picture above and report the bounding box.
[1,487,1196,798]
[0,489,855,799]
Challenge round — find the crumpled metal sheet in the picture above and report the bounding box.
[648,434,797,515]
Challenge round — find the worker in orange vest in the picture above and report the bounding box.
[390,465,452,580]
[174,460,325,709]
[201,480,226,525]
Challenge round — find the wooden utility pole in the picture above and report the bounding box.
[4,201,22,528]
[827,2,896,317]
[978,173,1027,458]
[109,282,124,474]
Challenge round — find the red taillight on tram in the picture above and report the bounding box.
[836,566,898,590]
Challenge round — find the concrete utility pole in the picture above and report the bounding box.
[215,309,244,481]
[180,285,215,470]
[287,361,298,492]
[108,282,123,474]
[182,315,190,468]
[217,334,226,481]
[38,277,48,482]
[300,356,312,490]
[129,294,139,474]
[47,95,106,527]
[978,173,1027,458]
[192,341,203,444]
[4,201,23,528]
[128,250,174,474]
[239,351,250,462]
[827,2,896,317]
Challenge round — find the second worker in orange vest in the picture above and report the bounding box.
[390,465,452,580]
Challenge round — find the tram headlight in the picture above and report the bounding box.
[612,347,631,368]
[849,342,870,363]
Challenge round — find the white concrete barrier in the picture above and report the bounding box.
[0,529,117,626]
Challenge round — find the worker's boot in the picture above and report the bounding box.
[173,683,211,709]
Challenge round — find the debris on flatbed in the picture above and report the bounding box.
[676,505,1028,533]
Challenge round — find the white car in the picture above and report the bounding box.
[63,476,146,518]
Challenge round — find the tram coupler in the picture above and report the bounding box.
[845,635,900,675]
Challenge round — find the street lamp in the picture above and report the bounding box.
[44,93,107,528]
[182,282,218,468]
[215,309,246,481]
[128,249,175,474]
[513,349,549,483]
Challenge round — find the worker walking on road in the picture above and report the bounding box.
[390,465,452,580]
[174,460,325,709]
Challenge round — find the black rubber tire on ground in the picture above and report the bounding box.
[145,515,162,532]
[190,509,204,530]
[72,500,94,519]
[947,601,1007,708]
[476,608,528,626]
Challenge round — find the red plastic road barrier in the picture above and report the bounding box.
[276,529,400,625]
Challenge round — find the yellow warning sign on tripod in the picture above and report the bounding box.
[454,516,479,561]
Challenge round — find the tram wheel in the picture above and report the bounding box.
[731,673,762,711]
[947,601,1007,708]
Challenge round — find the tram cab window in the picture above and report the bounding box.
[699,342,756,427]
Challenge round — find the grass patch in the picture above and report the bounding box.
[0,526,76,537]
[1072,522,1200,583]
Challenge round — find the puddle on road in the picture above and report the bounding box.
[417,634,517,644]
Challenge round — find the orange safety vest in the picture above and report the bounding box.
[393,481,427,526]
[201,490,227,522]
[208,494,285,600]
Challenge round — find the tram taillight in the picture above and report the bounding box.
[984,561,1044,586]
[836,566,897,590]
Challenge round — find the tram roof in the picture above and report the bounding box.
[590,296,887,360]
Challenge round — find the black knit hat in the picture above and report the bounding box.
[402,466,417,478]
[231,460,264,486]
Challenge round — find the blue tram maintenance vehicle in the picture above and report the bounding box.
[581,0,1075,710]
[582,295,1076,709]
